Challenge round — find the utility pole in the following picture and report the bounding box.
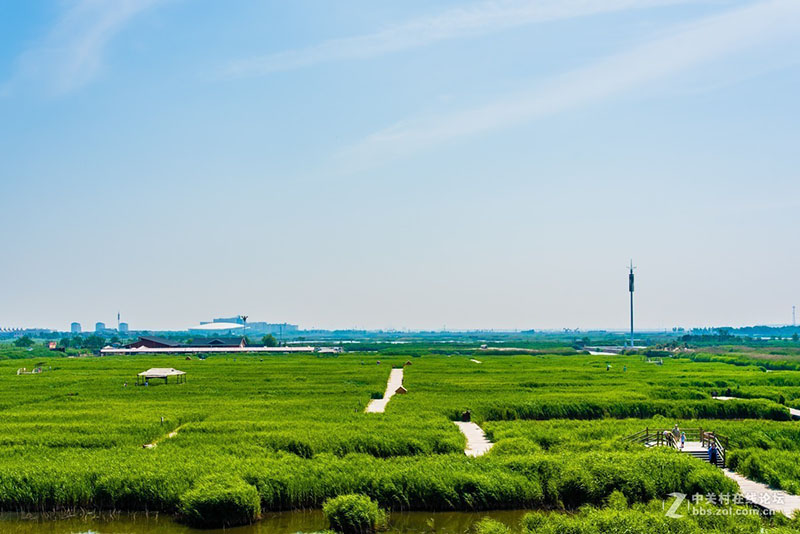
[793,305,796,327]
[628,260,636,348]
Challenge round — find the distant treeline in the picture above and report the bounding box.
[686,326,800,339]
[681,326,800,344]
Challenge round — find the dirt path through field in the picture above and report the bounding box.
[723,469,800,516]
[714,396,800,418]
[453,421,493,457]
[143,425,183,449]
[365,368,404,413]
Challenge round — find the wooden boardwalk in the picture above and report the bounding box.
[632,428,800,517]
[365,368,404,413]
[454,421,493,457]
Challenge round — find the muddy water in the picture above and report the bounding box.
[0,509,530,534]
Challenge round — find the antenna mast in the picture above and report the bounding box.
[628,260,636,349]
[240,315,248,339]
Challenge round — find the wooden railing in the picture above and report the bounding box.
[701,431,728,467]
[624,427,684,448]
[623,427,728,467]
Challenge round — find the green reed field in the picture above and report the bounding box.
[1,345,800,531]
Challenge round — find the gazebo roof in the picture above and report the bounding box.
[138,368,186,378]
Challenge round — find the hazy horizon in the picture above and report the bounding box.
[2,0,799,332]
[4,309,798,335]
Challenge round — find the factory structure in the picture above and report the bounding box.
[70,313,131,336]
[189,316,299,336]
[67,314,299,340]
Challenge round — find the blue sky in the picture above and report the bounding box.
[1,0,799,332]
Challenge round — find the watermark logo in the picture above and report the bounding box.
[665,493,686,518]
[663,492,775,517]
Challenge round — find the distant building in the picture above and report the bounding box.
[107,336,317,355]
[241,321,299,335]
[70,322,81,334]
[208,315,300,336]
[124,336,181,349]
[123,336,245,350]
[212,316,245,325]
[95,322,106,333]
[119,322,129,334]
[186,337,247,348]
[189,322,245,335]
[197,317,299,336]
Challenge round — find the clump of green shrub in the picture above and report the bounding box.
[474,517,512,534]
[480,398,789,422]
[323,494,386,534]
[605,490,627,510]
[489,437,541,455]
[179,476,261,528]
[520,500,766,534]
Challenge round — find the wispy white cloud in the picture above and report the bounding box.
[7,0,166,94]
[341,0,800,167]
[224,0,695,77]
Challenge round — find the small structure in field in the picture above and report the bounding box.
[137,368,186,385]
[395,386,407,394]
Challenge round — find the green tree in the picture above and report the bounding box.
[262,334,278,347]
[83,335,106,351]
[793,333,799,342]
[13,336,34,348]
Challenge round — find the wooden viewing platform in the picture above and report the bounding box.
[625,427,727,466]
[626,427,800,517]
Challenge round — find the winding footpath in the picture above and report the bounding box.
[714,395,800,418]
[453,421,493,457]
[365,368,404,413]
[364,366,495,456]
[723,469,800,517]
[143,425,182,449]
[710,395,800,515]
